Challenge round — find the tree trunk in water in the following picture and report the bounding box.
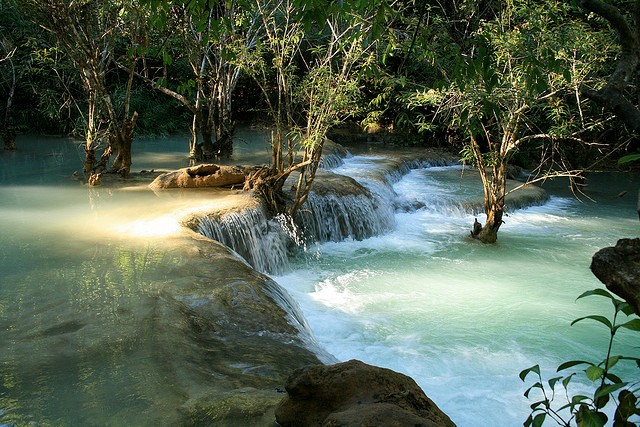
[474,202,504,244]
[2,53,16,151]
[188,113,201,160]
[201,124,215,158]
[211,86,235,158]
[3,129,16,151]
[109,112,138,178]
[470,152,507,244]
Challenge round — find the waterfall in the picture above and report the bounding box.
[190,155,461,274]
[195,206,293,274]
[192,184,396,274]
[261,275,337,363]
[294,192,395,243]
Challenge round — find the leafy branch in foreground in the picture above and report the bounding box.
[520,288,640,427]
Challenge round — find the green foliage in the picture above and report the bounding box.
[520,288,640,426]
[618,154,640,166]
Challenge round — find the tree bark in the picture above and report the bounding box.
[2,53,16,150]
[581,0,640,131]
[109,112,138,177]
[470,133,507,243]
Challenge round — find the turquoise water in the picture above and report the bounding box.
[275,158,640,426]
[0,135,638,426]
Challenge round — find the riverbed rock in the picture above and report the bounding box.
[149,164,246,189]
[275,359,456,427]
[590,238,640,316]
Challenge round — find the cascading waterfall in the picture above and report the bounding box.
[195,205,293,274]
[294,192,395,243]
[192,154,463,275]
[260,274,337,363]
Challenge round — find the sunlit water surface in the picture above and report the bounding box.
[1,134,639,426]
[275,159,640,426]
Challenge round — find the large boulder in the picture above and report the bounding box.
[149,164,246,189]
[275,359,456,427]
[591,238,640,316]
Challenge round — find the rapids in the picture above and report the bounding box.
[0,132,638,426]
[274,158,640,426]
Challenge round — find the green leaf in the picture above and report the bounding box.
[571,315,613,330]
[615,389,637,422]
[618,153,640,165]
[567,395,590,412]
[532,413,546,427]
[605,372,623,383]
[606,355,621,370]
[524,414,533,427]
[618,319,640,331]
[576,404,607,427]
[530,400,547,410]
[548,376,563,390]
[524,382,544,398]
[594,382,628,400]
[594,390,609,409]
[557,360,593,372]
[620,303,635,316]
[576,288,615,302]
[586,365,604,382]
[520,364,541,381]
[562,373,575,389]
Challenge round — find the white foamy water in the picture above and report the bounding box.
[275,157,640,427]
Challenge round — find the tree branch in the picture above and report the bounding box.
[581,0,640,131]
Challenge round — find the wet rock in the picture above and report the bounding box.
[149,164,246,189]
[275,359,456,427]
[591,238,640,316]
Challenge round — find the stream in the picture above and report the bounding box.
[0,133,638,426]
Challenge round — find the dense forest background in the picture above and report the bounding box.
[2,0,638,150]
[1,0,639,234]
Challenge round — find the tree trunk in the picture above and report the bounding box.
[109,112,138,177]
[290,142,324,218]
[188,113,200,160]
[3,129,16,151]
[470,137,507,243]
[2,53,16,151]
[211,80,235,158]
[244,166,288,215]
[580,0,640,131]
[474,200,504,244]
[201,123,214,158]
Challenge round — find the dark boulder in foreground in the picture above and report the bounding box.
[275,359,456,427]
[591,238,640,316]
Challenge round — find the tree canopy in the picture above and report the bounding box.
[2,0,638,232]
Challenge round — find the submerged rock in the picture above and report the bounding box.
[275,359,456,427]
[0,231,326,426]
[591,238,640,316]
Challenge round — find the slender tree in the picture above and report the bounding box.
[416,1,611,243]
[19,0,141,184]
[0,32,16,150]
[242,0,377,217]
[137,0,262,160]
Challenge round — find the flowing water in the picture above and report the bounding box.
[1,133,638,426]
[274,157,640,426]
